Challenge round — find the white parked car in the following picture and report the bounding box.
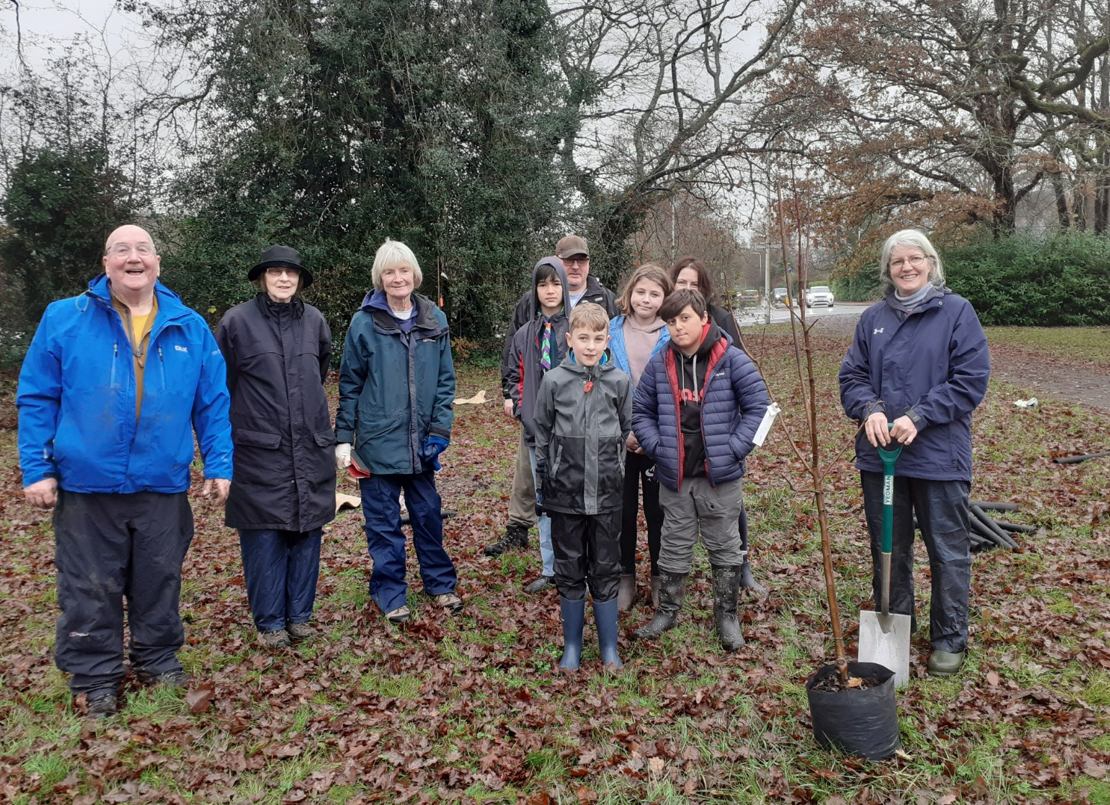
[806,285,834,308]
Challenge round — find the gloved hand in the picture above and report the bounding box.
[336,443,352,469]
[421,435,450,471]
[534,459,548,517]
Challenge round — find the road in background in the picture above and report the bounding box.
[732,301,870,333]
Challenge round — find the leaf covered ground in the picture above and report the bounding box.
[1,330,1109,804]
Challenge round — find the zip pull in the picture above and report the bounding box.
[584,380,593,393]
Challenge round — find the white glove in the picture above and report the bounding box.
[335,443,352,469]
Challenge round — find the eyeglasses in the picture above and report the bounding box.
[265,267,301,278]
[106,242,156,257]
[890,255,930,271]
[562,257,589,266]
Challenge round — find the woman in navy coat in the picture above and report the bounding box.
[839,229,990,678]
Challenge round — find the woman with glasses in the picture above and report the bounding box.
[216,246,336,648]
[839,229,990,678]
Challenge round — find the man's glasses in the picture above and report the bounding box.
[562,257,589,266]
[890,255,930,270]
[106,243,156,257]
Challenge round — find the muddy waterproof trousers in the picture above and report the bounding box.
[53,490,194,697]
[860,472,972,654]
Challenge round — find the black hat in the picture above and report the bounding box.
[249,245,313,288]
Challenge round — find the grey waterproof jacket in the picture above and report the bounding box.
[532,353,632,515]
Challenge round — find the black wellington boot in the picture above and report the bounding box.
[712,565,745,652]
[634,571,687,640]
[739,559,767,594]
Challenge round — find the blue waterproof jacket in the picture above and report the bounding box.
[839,288,989,482]
[632,326,769,492]
[335,291,455,475]
[17,275,233,493]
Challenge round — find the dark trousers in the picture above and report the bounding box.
[239,528,323,632]
[550,510,621,602]
[359,471,458,614]
[619,452,662,576]
[861,472,972,653]
[53,490,194,696]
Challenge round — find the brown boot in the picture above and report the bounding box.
[650,576,662,609]
[617,574,637,611]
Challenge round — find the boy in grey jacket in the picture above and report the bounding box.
[533,303,633,670]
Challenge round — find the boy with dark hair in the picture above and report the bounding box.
[533,302,633,670]
[505,257,572,593]
[631,289,770,651]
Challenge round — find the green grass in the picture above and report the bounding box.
[983,325,1110,365]
[2,350,1109,802]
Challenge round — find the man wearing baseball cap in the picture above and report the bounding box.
[485,236,618,592]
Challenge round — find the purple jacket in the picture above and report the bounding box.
[839,289,989,481]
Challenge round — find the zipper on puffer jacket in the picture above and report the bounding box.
[110,342,119,388]
[158,347,167,389]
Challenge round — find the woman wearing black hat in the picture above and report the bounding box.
[216,246,336,648]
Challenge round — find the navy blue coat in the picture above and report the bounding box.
[217,295,336,532]
[839,289,989,482]
[632,331,769,492]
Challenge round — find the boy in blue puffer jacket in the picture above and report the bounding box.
[631,289,769,651]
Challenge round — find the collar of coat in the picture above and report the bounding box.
[363,289,442,332]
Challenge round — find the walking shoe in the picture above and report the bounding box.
[927,649,966,677]
[286,622,316,643]
[136,669,191,688]
[524,575,555,594]
[259,629,292,649]
[86,691,118,719]
[385,605,412,625]
[431,592,464,614]
[483,524,530,556]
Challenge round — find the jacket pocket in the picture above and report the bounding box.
[233,428,282,449]
[314,430,337,447]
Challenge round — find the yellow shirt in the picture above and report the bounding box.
[111,295,159,421]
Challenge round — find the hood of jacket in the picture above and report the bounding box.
[527,257,572,319]
[667,318,727,399]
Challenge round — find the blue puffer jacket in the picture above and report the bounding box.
[17,275,233,493]
[839,288,989,482]
[632,325,769,492]
[335,291,455,475]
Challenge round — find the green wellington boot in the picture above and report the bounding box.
[927,649,966,677]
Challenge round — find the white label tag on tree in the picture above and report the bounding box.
[751,402,780,447]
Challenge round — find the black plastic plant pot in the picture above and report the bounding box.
[806,661,901,761]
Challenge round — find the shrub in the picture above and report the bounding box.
[944,233,1110,326]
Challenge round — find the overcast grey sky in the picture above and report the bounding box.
[1,0,146,76]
